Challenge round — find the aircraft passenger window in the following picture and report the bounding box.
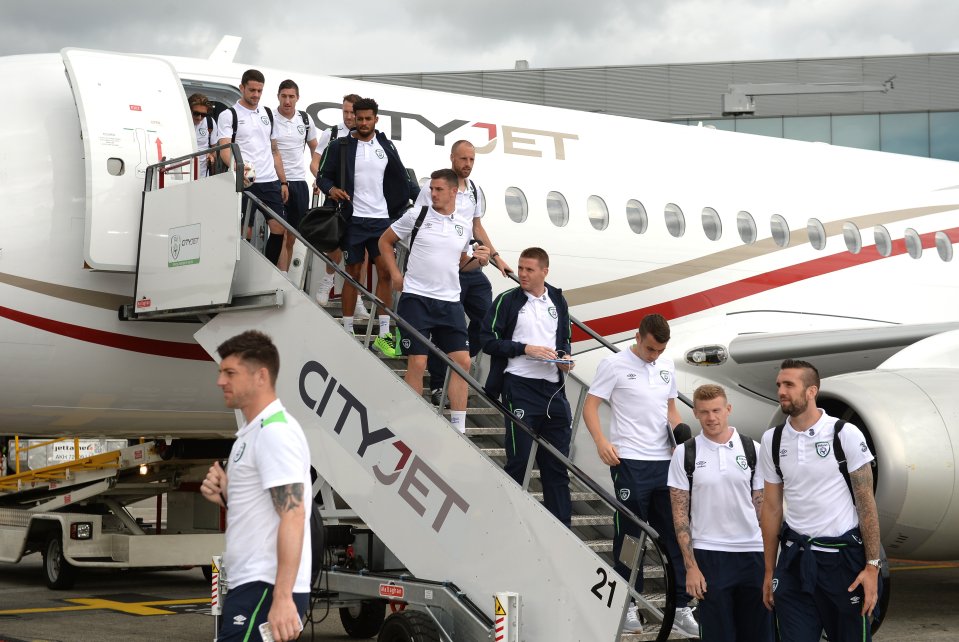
[587,195,609,231]
[807,218,827,250]
[873,225,892,257]
[770,214,790,248]
[702,207,722,241]
[626,199,648,234]
[843,222,862,254]
[505,187,528,223]
[736,211,757,244]
[904,228,922,259]
[665,203,686,238]
[547,191,569,227]
[935,231,954,262]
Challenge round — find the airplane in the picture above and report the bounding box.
[1,38,958,569]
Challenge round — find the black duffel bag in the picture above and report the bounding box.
[299,135,349,252]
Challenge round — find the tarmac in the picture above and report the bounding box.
[0,557,956,641]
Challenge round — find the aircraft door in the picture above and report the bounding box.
[62,48,195,272]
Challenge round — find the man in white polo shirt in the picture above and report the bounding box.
[200,330,311,642]
[480,247,574,526]
[217,69,289,266]
[760,359,882,642]
[668,384,772,641]
[317,97,419,347]
[378,169,489,434]
[273,79,318,272]
[582,314,696,636]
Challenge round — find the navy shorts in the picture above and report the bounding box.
[396,293,468,356]
[283,180,310,229]
[344,216,391,265]
[242,180,284,228]
[217,580,309,641]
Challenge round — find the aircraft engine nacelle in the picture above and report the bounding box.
[808,369,959,560]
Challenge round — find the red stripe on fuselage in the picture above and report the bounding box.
[573,228,959,341]
[0,306,211,361]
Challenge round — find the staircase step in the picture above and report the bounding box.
[571,514,614,527]
[583,538,613,553]
[531,491,600,502]
[464,426,503,436]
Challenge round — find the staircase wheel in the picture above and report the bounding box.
[376,610,441,642]
[339,600,387,638]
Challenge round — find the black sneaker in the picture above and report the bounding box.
[430,389,450,408]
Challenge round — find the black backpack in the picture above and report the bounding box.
[683,433,757,508]
[297,110,311,144]
[771,419,857,504]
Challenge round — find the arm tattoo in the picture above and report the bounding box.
[752,489,764,522]
[850,465,881,560]
[269,483,304,514]
[669,488,696,567]
[271,140,279,154]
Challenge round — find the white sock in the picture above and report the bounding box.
[343,316,353,334]
[357,295,366,308]
[379,315,390,337]
[450,410,467,434]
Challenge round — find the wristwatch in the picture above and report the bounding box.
[866,559,883,569]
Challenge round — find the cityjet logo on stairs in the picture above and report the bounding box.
[298,360,470,533]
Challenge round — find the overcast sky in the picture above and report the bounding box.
[2,1,958,75]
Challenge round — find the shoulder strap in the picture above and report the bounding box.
[683,437,696,489]
[332,124,338,140]
[228,107,238,143]
[205,115,215,147]
[337,135,348,195]
[832,420,855,505]
[469,179,477,202]
[299,110,310,144]
[264,106,274,132]
[409,206,429,252]
[771,422,786,482]
[739,432,757,490]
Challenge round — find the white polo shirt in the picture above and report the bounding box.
[194,116,219,178]
[217,102,278,183]
[414,179,484,220]
[316,121,349,154]
[274,110,318,182]
[390,206,469,301]
[351,136,389,219]
[758,410,874,540]
[588,349,677,460]
[224,399,312,593]
[504,290,561,383]
[668,429,764,552]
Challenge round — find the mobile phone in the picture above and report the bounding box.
[258,622,275,642]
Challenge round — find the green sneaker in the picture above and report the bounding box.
[373,332,402,358]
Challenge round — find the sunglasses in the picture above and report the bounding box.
[192,110,208,118]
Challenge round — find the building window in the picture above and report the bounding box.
[736,117,783,138]
[935,231,954,262]
[737,211,757,244]
[807,218,827,250]
[784,116,831,143]
[881,113,929,157]
[843,222,862,254]
[626,199,648,234]
[546,191,569,227]
[587,195,609,231]
[702,207,722,241]
[833,114,880,151]
[874,225,892,257]
[505,187,528,223]
[931,112,959,161]
[904,228,923,259]
[665,203,686,237]
[770,214,790,248]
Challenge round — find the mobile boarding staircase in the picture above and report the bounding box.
[127,148,686,641]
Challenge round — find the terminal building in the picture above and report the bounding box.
[347,52,959,162]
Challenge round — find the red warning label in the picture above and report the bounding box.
[379,583,405,599]
[136,299,152,309]
[130,105,142,111]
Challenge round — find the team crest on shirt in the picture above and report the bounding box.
[860,441,868,453]
[375,149,386,159]
[548,306,558,319]
[260,115,270,125]
[771,579,779,592]
[297,124,305,135]
[233,442,246,462]
[513,408,525,419]
[619,488,630,501]
[198,127,207,136]
[402,338,411,349]
[736,455,748,470]
[455,224,464,236]
[816,441,831,457]
[660,370,670,383]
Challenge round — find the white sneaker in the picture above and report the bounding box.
[672,606,699,638]
[315,274,335,306]
[622,604,643,633]
[354,296,371,320]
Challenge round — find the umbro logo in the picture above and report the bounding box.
[626,373,637,380]
[850,595,861,605]
[779,449,788,458]
[233,615,248,626]
[695,460,707,468]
